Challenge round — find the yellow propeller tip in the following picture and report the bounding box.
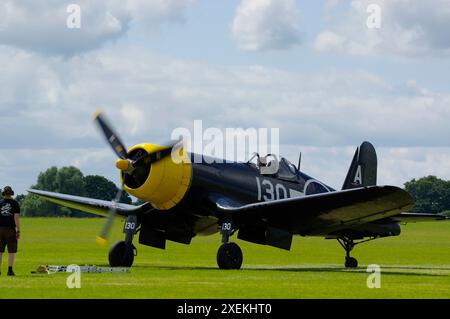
[92,110,103,120]
[96,236,107,246]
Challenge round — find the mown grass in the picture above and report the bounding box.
[0,218,449,298]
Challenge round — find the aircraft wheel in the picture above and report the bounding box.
[217,242,243,270]
[345,257,358,268]
[109,241,135,267]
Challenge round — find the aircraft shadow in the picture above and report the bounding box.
[131,265,450,277]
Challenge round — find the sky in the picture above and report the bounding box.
[1,0,450,195]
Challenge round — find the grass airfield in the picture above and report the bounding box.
[0,218,449,299]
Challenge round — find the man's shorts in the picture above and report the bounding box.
[0,227,18,253]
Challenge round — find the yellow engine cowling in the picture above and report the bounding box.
[120,143,192,210]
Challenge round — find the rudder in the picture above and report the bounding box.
[342,141,377,190]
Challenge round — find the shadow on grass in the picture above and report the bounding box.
[130,264,450,277]
[381,265,450,271]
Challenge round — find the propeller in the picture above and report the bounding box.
[92,111,183,245]
[95,185,124,246]
[93,111,183,174]
[93,111,131,245]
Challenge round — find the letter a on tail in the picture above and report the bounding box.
[342,141,377,190]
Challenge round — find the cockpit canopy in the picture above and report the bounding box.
[276,157,299,182]
[247,153,299,182]
[246,153,334,193]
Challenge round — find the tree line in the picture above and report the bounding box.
[11,166,450,217]
[404,175,450,216]
[15,166,133,217]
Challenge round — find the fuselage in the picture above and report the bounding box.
[123,147,398,241]
[173,153,335,235]
[189,154,334,203]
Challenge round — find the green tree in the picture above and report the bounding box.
[404,175,450,214]
[21,194,46,217]
[53,166,86,196]
[84,175,131,204]
[21,167,133,217]
[15,194,26,205]
[22,166,86,217]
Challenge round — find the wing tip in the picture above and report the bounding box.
[27,188,40,195]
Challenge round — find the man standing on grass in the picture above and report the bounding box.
[0,186,21,276]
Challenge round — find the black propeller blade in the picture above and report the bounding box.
[93,111,129,160]
[94,111,183,172]
[96,185,124,246]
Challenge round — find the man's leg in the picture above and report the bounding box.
[8,253,14,267]
[0,229,4,272]
[1,228,10,275]
[7,229,17,276]
[7,253,15,276]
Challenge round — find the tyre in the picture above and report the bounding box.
[109,241,135,267]
[345,256,358,268]
[217,242,243,270]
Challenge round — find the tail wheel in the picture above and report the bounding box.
[345,256,358,268]
[217,242,243,270]
[109,241,136,267]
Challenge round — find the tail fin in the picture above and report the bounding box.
[342,141,377,190]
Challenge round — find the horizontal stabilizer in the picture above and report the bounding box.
[391,212,448,223]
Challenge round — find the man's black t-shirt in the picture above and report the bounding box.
[0,199,20,228]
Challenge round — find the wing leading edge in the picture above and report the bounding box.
[28,189,148,217]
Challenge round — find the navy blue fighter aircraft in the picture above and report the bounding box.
[29,113,447,269]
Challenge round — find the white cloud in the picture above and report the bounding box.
[121,104,145,136]
[0,0,196,55]
[0,148,116,196]
[314,31,346,52]
[2,45,450,149]
[231,0,302,51]
[126,0,196,26]
[315,0,450,57]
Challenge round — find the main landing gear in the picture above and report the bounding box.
[109,241,136,267]
[217,219,242,270]
[109,215,138,267]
